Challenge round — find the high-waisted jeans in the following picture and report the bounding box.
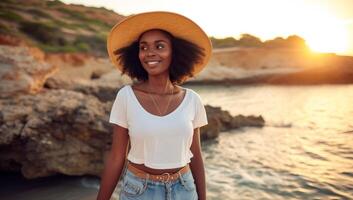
[118,167,198,200]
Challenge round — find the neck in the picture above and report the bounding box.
[146,76,173,93]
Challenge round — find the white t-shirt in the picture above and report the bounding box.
[109,84,208,169]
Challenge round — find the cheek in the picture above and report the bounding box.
[138,52,144,63]
[163,50,172,62]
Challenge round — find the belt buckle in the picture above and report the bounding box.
[161,172,171,183]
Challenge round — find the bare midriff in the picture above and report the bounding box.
[128,161,188,175]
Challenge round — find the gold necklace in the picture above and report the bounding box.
[162,85,174,115]
[148,81,174,116]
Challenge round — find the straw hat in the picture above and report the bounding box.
[107,11,212,76]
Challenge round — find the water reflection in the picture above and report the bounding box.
[192,85,353,200]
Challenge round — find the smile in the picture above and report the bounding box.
[146,61,161,66]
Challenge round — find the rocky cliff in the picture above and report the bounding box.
[191,47,353,84]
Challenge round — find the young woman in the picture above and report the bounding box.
[96,11,212,200]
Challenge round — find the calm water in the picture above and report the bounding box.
[2,84,353,200]
[191,84,353,200]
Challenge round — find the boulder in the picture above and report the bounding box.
[0,45,57,98]
[200,105,264,140]
[0,89,112,178]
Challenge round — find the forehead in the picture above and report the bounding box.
[139,29,171,43]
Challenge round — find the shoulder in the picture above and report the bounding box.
[117,84,131,94]
[115,84,131,99]
[184,87,201,98]
[183,87,204,104]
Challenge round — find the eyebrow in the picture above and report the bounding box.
[139,40,168,44]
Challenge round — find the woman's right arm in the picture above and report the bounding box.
[96,125,129,200]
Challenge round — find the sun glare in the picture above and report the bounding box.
[305,21,348,54]
[60,0,353,56]
[296,7,349,54]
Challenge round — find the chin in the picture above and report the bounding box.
[144,67,168,76]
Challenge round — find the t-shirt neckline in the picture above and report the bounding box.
[128,85,189,118]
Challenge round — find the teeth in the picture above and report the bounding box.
[147,61,160,65]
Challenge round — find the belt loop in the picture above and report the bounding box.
[142,173,149,190]
[178,171,186,186]
[162,172,171,183]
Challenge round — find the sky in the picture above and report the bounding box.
[61,0,353,56]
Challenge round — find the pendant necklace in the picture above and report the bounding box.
[148,81,174,116]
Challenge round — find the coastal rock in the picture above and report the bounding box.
[0,45,57,98]
[0,88,265,179]
[0,89,112,178]
[45,70,132,102]
[44,54,114,80]
[187,47,353,85]
[201,105,265,140]
[44,55,132,102]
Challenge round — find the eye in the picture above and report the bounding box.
[156,44,164,49]
[140,46,147,51]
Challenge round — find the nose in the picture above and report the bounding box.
[147,51,156,57]
[146,48,157,57]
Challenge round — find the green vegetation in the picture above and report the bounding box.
[57,7,111,29]
[0,0,15,4]
[0,0,111,55]
[26,8,52,18]
[75,41,90,52]
[19,21,66,45]
[263,35,307,49]
[211,34,308,49]
[74,34,107,55]
[74,22,96,31]
[51,19,79,30]
[0,9,23,22]
[36,35,105,54]
[85,18,111,29]
[210,37,238,48]
[58,7,86,21]
[46,0,64,7]
[210,34,263,48]
[39,44,77,53]
[0,0,308,55]
[238,34,262,47]
[0,22,11,34]
[19,20,102,53]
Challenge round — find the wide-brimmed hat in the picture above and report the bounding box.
[107,11,212,76]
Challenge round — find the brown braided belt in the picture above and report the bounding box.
[127,163,190,183]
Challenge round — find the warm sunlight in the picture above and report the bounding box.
[2,1,353,200]
[61,0,353,56]
[299,8,349,54]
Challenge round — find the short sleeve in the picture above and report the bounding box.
[109,87,128,128]
[192,92,208,128]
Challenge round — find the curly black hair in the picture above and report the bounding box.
[113,29,205,85]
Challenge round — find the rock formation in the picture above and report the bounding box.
[0,88,264,179]
[0,45,265,179]
[0,45,57,98]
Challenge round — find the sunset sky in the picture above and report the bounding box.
[62,0,353,56]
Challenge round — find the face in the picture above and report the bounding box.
[138,29,172,77]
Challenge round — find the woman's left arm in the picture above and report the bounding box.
[190,127,206,200]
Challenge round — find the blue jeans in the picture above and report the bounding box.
[119,168,198,200]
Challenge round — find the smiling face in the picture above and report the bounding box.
[138,29,173,78]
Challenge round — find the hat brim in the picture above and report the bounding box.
[107,11,212,78]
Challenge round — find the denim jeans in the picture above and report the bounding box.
[119,167,198,200]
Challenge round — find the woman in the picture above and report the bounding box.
[97,11,212,200]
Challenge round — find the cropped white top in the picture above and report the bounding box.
[109,85,208,169]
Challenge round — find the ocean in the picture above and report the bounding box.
[192,84,353,200]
